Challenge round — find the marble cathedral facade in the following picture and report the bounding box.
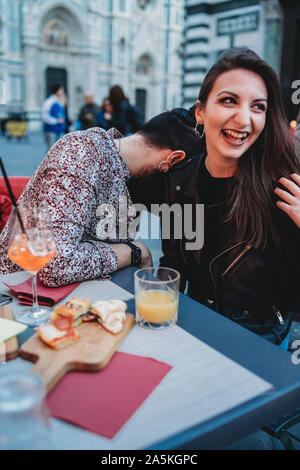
[0,0,185,129]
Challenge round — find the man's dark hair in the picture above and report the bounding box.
[51,84,62,95]
[136,109,201,157]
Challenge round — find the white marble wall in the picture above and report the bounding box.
[0,0,185,129]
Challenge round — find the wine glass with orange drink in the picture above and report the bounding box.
[8,201,56,326]
[134,267,180,329]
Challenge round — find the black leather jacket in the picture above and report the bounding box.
[128,153,300,344]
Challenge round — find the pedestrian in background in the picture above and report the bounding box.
[78,93,99,130]
[61,91,72,134]
[42,84,66,149]
[97,98,113,130]
[0,118,7,137]
[108,85,144,136]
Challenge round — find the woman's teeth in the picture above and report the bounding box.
[222,129,249,141]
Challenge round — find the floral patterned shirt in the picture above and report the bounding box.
[0,127,136,286]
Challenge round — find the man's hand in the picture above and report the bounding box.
[132,241,153,267]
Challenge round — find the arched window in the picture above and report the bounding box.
[137,0,152,9]
[44,20,68,47]
[136,55,152,75]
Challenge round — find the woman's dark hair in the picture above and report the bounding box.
[136,109,201,157]
[109,85,127,110]
[196,48,300,250]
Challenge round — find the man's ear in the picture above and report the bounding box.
[166,150,186,168]
[194,99,204,124]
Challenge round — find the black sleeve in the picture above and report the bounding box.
[160,238,187,293]
[127,173,164,209]
[284,225,300,312]
[275,216,300,313]
[127,173,187,292]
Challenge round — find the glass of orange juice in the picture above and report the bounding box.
[134,267,180,329]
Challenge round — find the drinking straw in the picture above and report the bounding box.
[0,157,25,233]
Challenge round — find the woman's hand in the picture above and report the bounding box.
[274,173,300,228]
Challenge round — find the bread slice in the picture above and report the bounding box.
[64,298,92,315]
[92,300,127,334]
[51,298,92,329]
[38,323,80,350]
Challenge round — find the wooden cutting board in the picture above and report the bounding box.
[20,314,136,393]
[0,304,19,362]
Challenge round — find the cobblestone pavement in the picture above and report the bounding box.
[1,131,299,449]
[0,131,47,176]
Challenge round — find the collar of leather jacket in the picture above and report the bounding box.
[164,150,240,256]
[167,151,206,199]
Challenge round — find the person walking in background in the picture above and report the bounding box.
[97,98,113,130]
[78,93,99,130]
[108,85,144,136]
[61,91,72,134]
[0,118,7,137]
[42,84,66,149]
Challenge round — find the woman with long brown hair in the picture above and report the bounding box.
[108,85,144,136]
[128,48,300,350]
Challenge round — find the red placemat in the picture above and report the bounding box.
[46,351,172,439]
[5,277,80,306]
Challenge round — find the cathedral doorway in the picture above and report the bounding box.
[135,88,147,121]
[135,54,154,120]
[45,67,67,98]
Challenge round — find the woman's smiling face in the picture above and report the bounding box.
[195,68,268,174]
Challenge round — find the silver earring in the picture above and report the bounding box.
[195,122,205,139]
[159,160,169,173]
